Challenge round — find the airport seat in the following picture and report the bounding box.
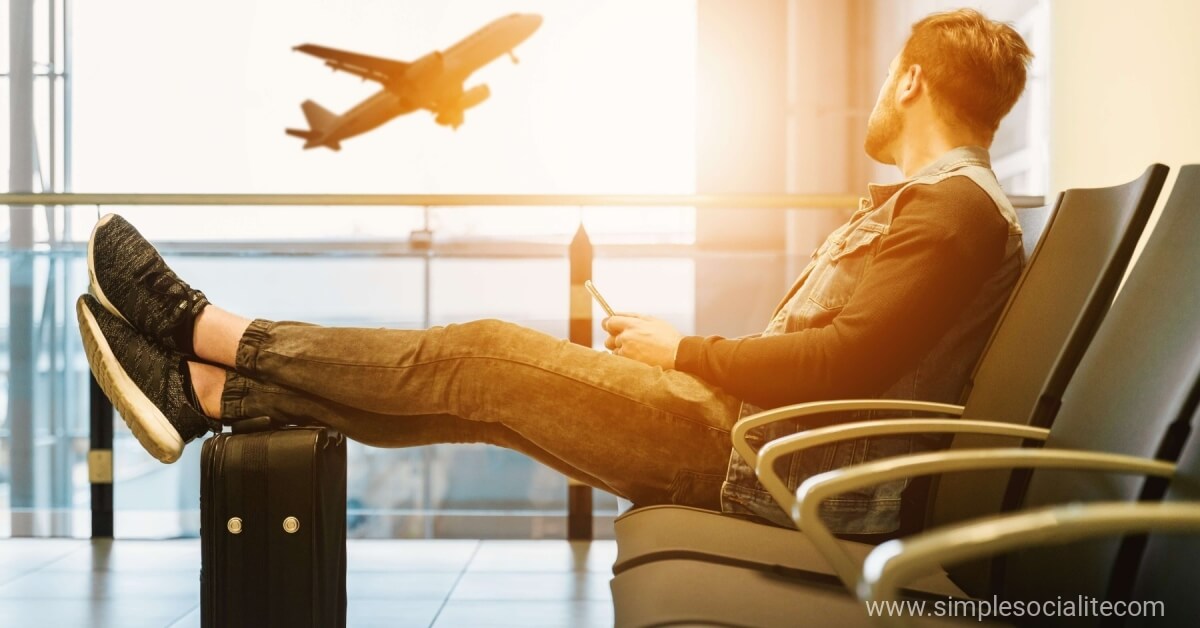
[610,166,1168,590]
[614,164,1195,624]
[604,164,1185,624]
[770,164,1200,624]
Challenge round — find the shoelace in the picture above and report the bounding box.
[131,269,202,337]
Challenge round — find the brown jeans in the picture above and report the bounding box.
[219,318,742,508]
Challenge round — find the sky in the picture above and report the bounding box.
[69,0,697,196]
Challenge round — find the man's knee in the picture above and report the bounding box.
[451,318,550,354]
[459,318,513,337]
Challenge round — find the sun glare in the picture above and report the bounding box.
[68,0,697,241]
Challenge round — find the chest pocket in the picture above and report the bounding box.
[807,226,885,312]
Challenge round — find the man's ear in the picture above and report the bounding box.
[896,64,923,105]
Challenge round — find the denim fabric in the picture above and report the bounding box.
[719,146,1026,533]
[220,318,741,510]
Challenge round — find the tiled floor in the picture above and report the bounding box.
[0,538,617,627]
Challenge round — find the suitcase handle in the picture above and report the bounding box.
[229,416,277,434]
[227,417,344,442]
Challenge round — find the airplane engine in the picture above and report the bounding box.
[434,85,491,129]
[405,51,444,83]
[458,84,491,110]
[435,109,465,129]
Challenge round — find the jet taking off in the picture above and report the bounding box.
[287,13,542,150]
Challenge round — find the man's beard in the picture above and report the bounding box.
[864,96,902,165]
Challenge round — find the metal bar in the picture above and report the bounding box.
[9,0,37,538]
[49,0,58,194]
[0,241,782,259]
[0,71,69,77]
[0,192,867,208]
[64,0,73,192]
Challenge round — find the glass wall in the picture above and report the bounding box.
[3,0,699,538]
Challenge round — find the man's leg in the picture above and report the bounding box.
[83,214,739,505]
[197,315,742,508]
[216,371,622,495]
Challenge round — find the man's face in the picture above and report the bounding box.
[864,55,904,165]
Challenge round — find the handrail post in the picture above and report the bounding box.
[89,374,114,537]
[566,222,594,540]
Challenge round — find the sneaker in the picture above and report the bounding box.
[77,294,218,463]
[87,213,210,358]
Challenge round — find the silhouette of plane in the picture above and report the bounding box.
[287,13,542,150]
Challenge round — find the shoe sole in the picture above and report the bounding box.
[87,213,135,327]
[77,297,184,464]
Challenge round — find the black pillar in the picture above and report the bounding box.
[89,376,114,538]
[566,224,594,540]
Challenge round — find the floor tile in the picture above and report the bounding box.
[467,540,617,573]
[0,539,90,583]
[165,597,446,628]
[0,569,199,600]
[449,571,612,602]
[347,571,462,600]
[42,539,201,572]
[166,605,200,628]
[0,597,197,628]
[0,539,89,562]
[433,600,614,628]
[349,599,445,628]
[0,538,622,626]
[347,539,479,572]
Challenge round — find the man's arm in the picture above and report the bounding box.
[673,178,1011,409]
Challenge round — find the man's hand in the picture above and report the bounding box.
[602,313,684,369]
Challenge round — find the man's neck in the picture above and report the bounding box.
[892,124,985,178]
[893,136,960,178]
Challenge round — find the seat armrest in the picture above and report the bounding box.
[860,502,1200,628]
[731,400,966,468]
[790,448,1175,592]
[754,419,1048,517]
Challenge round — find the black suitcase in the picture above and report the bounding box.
[200,419,348,628]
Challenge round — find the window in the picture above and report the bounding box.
[3,0,699,538]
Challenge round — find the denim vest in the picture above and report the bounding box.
[720,146,1025,533]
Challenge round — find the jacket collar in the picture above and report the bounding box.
[865,145,992,208]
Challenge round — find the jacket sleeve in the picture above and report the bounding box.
[674,177,1010,409]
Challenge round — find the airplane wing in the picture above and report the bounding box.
[294,44,409,83]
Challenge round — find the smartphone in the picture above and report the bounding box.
[584,280,616,317]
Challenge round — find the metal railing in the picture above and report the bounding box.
[2,192,1046,539]
[0,192,877,208]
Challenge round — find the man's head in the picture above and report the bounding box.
[864,9,1033,165]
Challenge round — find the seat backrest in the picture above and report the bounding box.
[1127,402,1200,627]
[958,163,1167,425]
[1016,202,1055,259]
[993,165,1200,602]
[929,165,1168,544]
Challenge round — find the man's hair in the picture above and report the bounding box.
[900,8,1033,141]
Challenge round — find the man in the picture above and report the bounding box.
[78,8,1032,534]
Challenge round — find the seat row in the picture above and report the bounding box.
[610,164,1200,627]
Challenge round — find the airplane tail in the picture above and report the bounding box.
[285,100,341,150]
[300,100,337,131]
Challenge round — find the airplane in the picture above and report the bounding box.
[286,12,542,150]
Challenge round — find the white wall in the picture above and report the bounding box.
[1049,0,1200,201]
